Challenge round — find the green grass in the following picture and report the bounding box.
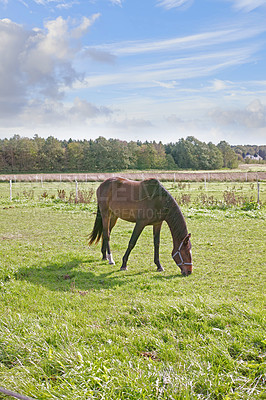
[0,182,265,399]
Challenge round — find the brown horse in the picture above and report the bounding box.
[89,177,193,276]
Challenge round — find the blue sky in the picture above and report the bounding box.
[1,0,266,144]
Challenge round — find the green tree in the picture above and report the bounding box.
[207,142,223,169]
[168,138,198,169]
[40,136,65,171]
[217,141,238,168]
[66,141,84,171]
[165,153,177,170]
[136,143,157,169]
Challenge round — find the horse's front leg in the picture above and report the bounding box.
[153,222,164,271]
[121,221,145,270]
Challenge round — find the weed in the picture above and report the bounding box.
[41,191,49,198]
[68,188,94,204]
[176,193,191,206]
[22,189,34,200]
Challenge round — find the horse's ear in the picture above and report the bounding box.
[184,233,191,245]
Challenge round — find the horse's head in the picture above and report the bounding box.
[172,233,193,276]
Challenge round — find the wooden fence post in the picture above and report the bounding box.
[75,179,78,203]
[10,179,12,201]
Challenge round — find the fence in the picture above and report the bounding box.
[0,170,266,183]
[1,178,265,207]
[4,179,95,204]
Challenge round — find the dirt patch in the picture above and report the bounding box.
[1,233,23,240]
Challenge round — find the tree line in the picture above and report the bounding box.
[0,134,264,173]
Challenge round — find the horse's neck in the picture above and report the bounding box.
[165,198,188,248]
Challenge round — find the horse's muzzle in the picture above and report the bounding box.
[182,270,192,276]
[181,266,193,276]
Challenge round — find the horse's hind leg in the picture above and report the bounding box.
[101,213,117,265]
[101,240,107,261]
[153,222,164,271]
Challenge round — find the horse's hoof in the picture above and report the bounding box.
[107,254,115,265]
[120,266,127,271]
[157,267,164,272]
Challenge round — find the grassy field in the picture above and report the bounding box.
[0,181,265,399]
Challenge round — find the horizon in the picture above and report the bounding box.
[1,0,266,145]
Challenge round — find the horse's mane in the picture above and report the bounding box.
[140,178,169,200]
[141,178,188,240]
[164,189,188,241]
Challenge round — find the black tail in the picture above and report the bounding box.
[89,205,103,245]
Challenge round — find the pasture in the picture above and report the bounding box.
[0,180,265,399]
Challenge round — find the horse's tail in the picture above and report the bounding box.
[89,205,103,245]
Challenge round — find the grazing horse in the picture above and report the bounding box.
[89,177,193,276]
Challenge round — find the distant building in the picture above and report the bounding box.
[244,153,263,161]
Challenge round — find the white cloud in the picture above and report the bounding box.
[154,80,178,89]
[156,0,192,10]
[211,79,232,91]
[71,14,100,39]
[112,117,153,129]
[78,47,256,89]
[228,0,266,12]
[0,15,100,119]
[15,97,113,128]
[33,0,59,4]
[70,97,113,120]
[92,25,264,56]
[209,99,266,129]
[109,0,123,5]
[83,48,116,64]
[56,1,79,9]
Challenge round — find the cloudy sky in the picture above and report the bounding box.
[1,0,266,144]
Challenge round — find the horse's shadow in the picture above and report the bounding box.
[16,255,170,293]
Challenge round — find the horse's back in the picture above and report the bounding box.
[97,177,165,201]
[97,177,137,198]
[96,177,169,223]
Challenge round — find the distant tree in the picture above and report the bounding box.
[168,138,195,169]
[217,141,238,168]
[84,137,130,171]
[136,143,156,169]
[40,136,65,171]
[165,153,177,170]
[66,141,84,171]
[259,148,266,160]
[0,134,250,173]
[108,139,131,170]
[207,142,223,169]
[127,141,139,169]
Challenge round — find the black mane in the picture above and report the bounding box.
[164,190,188,242]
